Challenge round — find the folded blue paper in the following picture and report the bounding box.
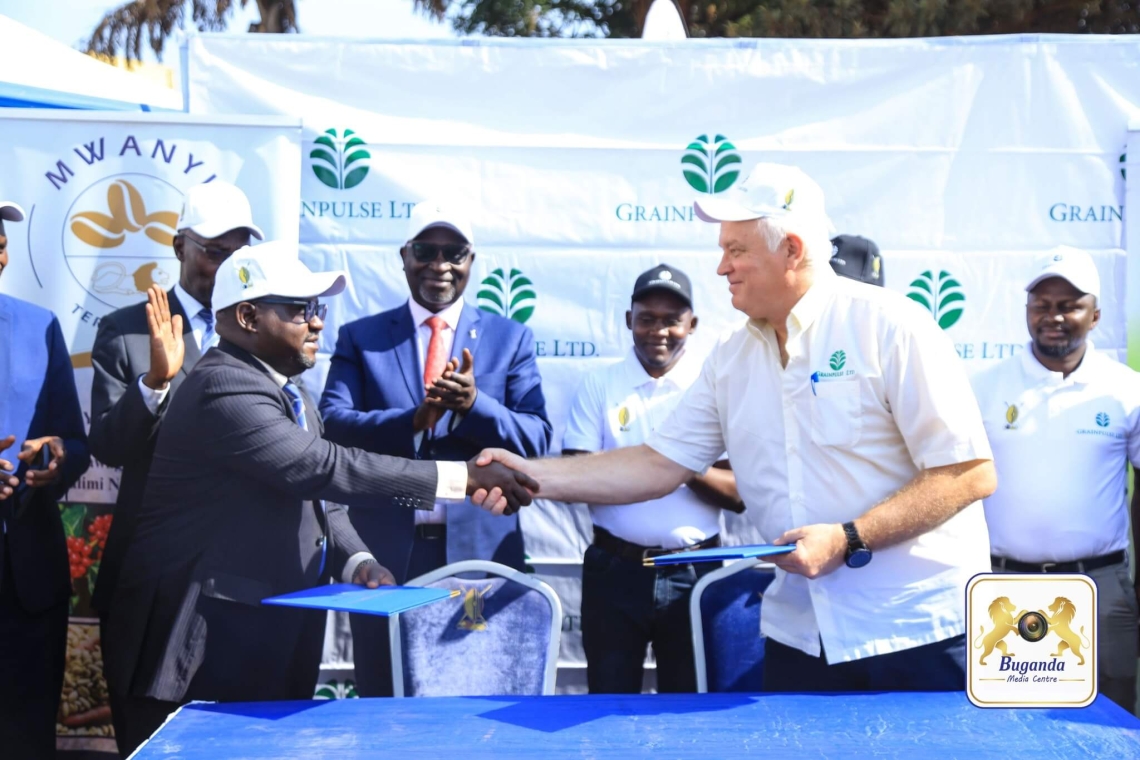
[644,544,795,566]
[262,584,457,616]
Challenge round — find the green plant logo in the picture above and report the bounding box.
[829,350,846,371]
[681,134,742,194]
[1096,412,1110,428]
[907,270,966,330]
[310,128,370,190]
[314,679,358,700]
[477,268,536,324]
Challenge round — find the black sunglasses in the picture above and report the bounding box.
[257,297,328,322]
[409,242,472,265]
[183,235,241,259]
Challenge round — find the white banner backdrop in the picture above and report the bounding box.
[0,111,302,504]
[185,34,1137,687]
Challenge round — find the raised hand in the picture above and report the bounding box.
[466,453,539,516]
[428,348,477,413]
[142,285,185,391]
[0,435,19,499]
[19,436,66,488]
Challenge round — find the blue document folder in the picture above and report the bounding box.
[262,584,458,616]
[643,544,795,567]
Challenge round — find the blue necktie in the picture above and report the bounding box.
[284,381,326,574]
[198,307,216,351]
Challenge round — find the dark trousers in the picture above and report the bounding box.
[351,533,447,697]
[581,542,718,694]
[763,634,967,692]
[0,545,69,760]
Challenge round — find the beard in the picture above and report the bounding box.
[1034,334,1082,359]
[298,335,319,369]
[418,282,456,306]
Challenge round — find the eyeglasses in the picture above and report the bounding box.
[183,235,241,259]
[257,297,328,323]
[409,242,472,265]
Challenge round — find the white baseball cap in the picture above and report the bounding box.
[406,199,474,245]
[212,241,347,313]
[1025,247,1100,301]
[694,163,829,226]
[177,180,264,241]
[0,202,25,223]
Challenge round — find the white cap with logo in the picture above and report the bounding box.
[694,162,830,227]
[1025,246,1100,301]
[212,241,347,314]
[0,202,26,223]
[177,180,264,241]
[405,199,474,245]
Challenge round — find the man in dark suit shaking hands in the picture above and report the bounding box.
[320,199,552,696]
[103,243,537,757]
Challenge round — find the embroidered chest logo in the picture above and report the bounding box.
[1096,412,1110,428]
[815,349,855,382]
[617,406,632,432]
[1004,404,1019,430]
[458,584,494,631]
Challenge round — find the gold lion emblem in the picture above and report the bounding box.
[973,596,1024,664]
[70,179,178,249]
[457,584,494,631]
[1040,597,1091,665]
[1005,404,1019,429]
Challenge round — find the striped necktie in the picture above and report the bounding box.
[198,307,216,351]
[283,381,326,575]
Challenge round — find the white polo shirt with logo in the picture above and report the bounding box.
[971,343,1140,563]
[563,348,723,549]
[646,265,993,663]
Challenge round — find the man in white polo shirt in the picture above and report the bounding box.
[473,163,997,692]
[563,263,742,694]
[971,247,1140,713]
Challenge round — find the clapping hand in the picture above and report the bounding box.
[427,349,477,413]
[466,450,539,516]
[0,435,18,499]
[19,436,66,488]
[142,286,185,391]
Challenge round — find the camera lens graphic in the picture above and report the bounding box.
[1018,611,1049,642]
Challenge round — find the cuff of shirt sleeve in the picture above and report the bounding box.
[137,374,170,416]
[342,552,376,584]
[435,460,468,501]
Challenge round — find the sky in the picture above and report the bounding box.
[1,0,457,82]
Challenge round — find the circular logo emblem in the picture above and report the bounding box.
[659,270,673,281]
[62,173,183,309]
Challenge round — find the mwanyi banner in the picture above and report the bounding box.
[0,110,300,751]
[184,34,1137,691]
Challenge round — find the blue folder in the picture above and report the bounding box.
[262,584,458,616]
[643,544,795,567]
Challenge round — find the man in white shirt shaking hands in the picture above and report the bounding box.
[474,163,997,692]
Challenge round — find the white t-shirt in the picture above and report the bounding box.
[646,265,993,663]
[562,348,723,549]
[971,342,1140,563]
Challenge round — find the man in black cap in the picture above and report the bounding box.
[562,263,741,694]
[830,234,884,286]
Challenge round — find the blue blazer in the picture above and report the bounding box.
[319,302,551,581]
[0,294,89,613]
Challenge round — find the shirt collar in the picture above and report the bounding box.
[174,283,207,321]
[251,355,289,389]
[623,345,702,390]
[407,296,465,331]
[746,264,839,346]
[1019,339,1100,386]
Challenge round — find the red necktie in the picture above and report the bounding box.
[423,315,448,388]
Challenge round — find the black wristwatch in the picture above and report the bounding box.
[842,521,872,569]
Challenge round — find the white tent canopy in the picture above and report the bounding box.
[0,14,182,111]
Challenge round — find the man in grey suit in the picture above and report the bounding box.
[89,180,261,752]
[103,243,536,757]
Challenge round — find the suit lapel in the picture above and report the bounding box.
[169,289,201,377]
[451,304,483,371]
[391,305,422,402]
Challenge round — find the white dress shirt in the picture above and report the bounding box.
[407,297,467,525]
[646,265,993,663]
[972,342,1140,563]
[138,284,215,415]
[563,348,723,549]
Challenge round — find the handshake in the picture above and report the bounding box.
[464,449,537,516]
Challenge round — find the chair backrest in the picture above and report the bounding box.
[390,560,562,697]
[690,559,776,693]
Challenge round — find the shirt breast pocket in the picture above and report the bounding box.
[810,380,862,448]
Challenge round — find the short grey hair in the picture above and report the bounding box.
[756,215,833,265]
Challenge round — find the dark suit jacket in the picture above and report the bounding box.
[103,341,438,703]
[88,290,200,614]
[319,303,551,581]
[0,295,89,614]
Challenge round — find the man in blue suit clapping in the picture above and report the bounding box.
[320,199,551,696]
